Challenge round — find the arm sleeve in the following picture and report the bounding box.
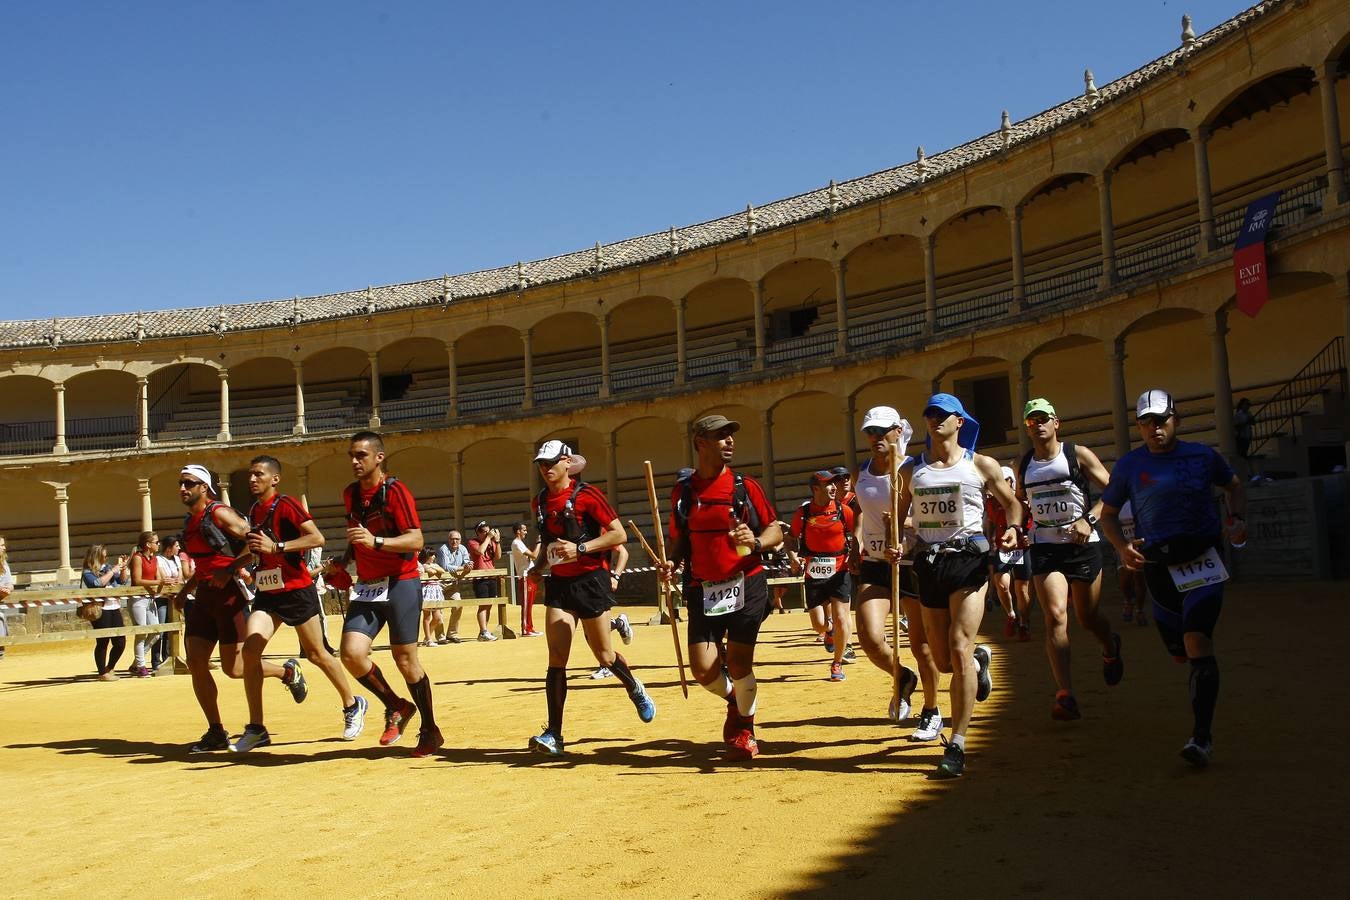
[82,570,99,588]
[746,479,777,527]
[788,507,805,538]
[388,483,421,531]
[1211,449,1236,487]
[580,485,618,530]
[1101,463,1129,509]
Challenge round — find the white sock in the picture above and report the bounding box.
[732,673,758,718]
[701,671,733,700]
[951,733,966,750]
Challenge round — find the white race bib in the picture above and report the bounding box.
[546,544,566,568]
[1121,519,1136,542]
[863,530,887,561]
[1167,547,1229,592]
[701,573,746,617]
[352,577,392,604]
[913,484,961,530]
[1028,485,1080,527]
[254,567,284,593]
[806,556,837,580]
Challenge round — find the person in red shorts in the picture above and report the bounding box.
[173,464,302,753]
[525,440,653,756]
[326,431,441,757]
[658,414,782,761]
[788,469,857,682]
[229,455,368,753]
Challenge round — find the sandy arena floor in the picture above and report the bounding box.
[1,580,1344,898]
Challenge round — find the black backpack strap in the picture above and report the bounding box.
[1017,449,1034,494]
[796,499,813,555]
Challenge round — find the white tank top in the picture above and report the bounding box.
[910,452,985,543]
[1023,445,1097,545]
[855,458,895,561]
[1118,500,1135,543]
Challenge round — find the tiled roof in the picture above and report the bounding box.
[0,2,1285,350]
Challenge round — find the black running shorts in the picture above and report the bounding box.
[914,546,988,610]
[184,578,248,645]
[804,567,853,608]
[1029,542,1102,583]
[544,567,613,620]
[686,570,770,647]
[253,584,323,627]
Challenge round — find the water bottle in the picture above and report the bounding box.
[1226,516,1247,549]
[731,508,751,556]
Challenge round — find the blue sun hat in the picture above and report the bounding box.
[923,393,980,452]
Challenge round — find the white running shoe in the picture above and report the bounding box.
[590,667,613,679]
[974,644,993,702]
[910,708,943,742]
[1180,737,1212,768]
[229,725,272,753]
[342,696,369,741]
[613,613,633,645]
[477,630,498,642]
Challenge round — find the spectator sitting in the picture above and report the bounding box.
[81,544,128,681]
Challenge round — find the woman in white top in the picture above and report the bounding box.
[510,523,540,636]
[155,536,185,671]
[895,394,1022,778]
[0,536,12,660]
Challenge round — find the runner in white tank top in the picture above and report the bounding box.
[896,392,1022,778]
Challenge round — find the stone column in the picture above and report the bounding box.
[673,296,688,385]
[1097,169,1117,288]
[367,351,382,428]
[752,280,767,371]
[219,479,232,508]
[832,260,849,357]
[137,376,151,449]
[1017,358,1033,455]
[292,360,307,435]
[760,408,776,505]
[138,477,153,532]
[521,329,534,411]
[52,382,68,454]
[52,482,73,581]
[217,369,231,442]
[1009,206,1026,313]
[922,234,937,337]
[1318,61,1346,208]
[840,395,856,470]
[1193,125,1216,254]
[452,452,465,533]
[1209,309,1237,462]
[446,340,459,420]
[599,313,612,399]
[605,432,619,504]
[295,467,310,511]
[1108,337,1131,459]
[681,421,694,469]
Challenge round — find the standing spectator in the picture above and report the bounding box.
[127,531,163,678]
[154,535,185,671]
[435,530,472,642]
[419,548,447,646]
[510,522,540,636]
[467,522,501,642]
[82,544,128,681]
[1233,398,1255,478]
[0,536,12,662]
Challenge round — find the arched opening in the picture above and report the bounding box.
[67,473,141,574]
[378,337,451,425]
[455,326,524,416]
[65,368,139,451]
[933,356,1016,453]
[462,437,534,529]
[300,347,370,434]
[852,375,926,460]
[609,295,677,395]
[683,278,754,384]
[1019,173,1103,309]
[931,205,1013,330]
[227,356,295,439]
[0,479,60,572]
[384,445,456,539]
[1022,335,1110,455]
[0,374,56,456]
[145,362,221,444]
[761,258,836,367]
[532,311,602,408]
[768,390,844,510]
[613,416,687,542]
[1119,308,1218,447]
[1109,129,1201,282]
[843,233,925,350]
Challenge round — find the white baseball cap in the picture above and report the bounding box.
[180,464,217,495]
[860,405,901,431]
[1135,389,1175,419]
[534,439,587,476]
[1000,465,1016,487]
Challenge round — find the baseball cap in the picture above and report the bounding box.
[860,405,901,431]
[180,464,217,495]
[534,439,587,475]
[828,466,850,480]
[1023,398,1057,419]
[1000,465,1017,487]
[692,414,740,436]
[1136,389,1175,419]
[809,469,836,485]
[922,393,981,451]
[475,520,490,530]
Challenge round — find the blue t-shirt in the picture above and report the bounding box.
[1102,440,1234,547]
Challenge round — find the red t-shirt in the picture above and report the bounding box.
[668,468,776,586]
[184,502,237,579]
[467,537,499,571]
[984,492,1008,534]
[249,494,314,592]
[532,482,618,578]
[790,499,855,568]
[344,477,421,582]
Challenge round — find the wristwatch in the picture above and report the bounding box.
[1085,514,1099,527]
[374,537,385,551]
[276,541,286,554]
[577,542,588,555]
[752,537,762,553]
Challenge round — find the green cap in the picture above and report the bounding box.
[1023,397,1057,418]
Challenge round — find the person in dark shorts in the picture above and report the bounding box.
[173,464,296,753]
[896,394,1022,777]
[525,440,653,756]
[326,431,441,758]
[658,414,782,761]
[1100,389,1246,768]
[230,455,367,753]
[1018,398,1122,722]
[787,469,856,683]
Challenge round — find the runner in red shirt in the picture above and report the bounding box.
[788,470,857,682]
[228,455,367,753]
[525,440,653,756]
[327,431,440,757]
[172,463,296,754]
[659,414,782,761]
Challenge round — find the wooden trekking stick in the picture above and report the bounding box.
[642,461,689,698]
[888,441,903,696]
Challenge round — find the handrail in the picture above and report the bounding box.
[147,365,190,415]
[1246,336,1346,458]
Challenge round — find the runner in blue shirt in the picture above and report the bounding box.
[1100,389,1246,769]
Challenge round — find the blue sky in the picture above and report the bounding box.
[0,0,1249,321]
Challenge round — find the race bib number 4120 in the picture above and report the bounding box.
[702,574,746,617]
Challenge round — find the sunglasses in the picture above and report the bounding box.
[1025,414,1052,426]
[179,479,203,488]
[1139,414,1172,426]
[863,426,894,437]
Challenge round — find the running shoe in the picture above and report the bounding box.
[935,742,965,778]
[590,666,613,679]
[829,661,846,682]
[447,634,464,644]
[910,708,943,742]
[411,726,444,758]
[283,658,308,704]
[974,644,993,702]
[823,633,835,655]
[890,666,919,724]
[1103,633,1124,686]
[342,695,369,741]
[1017,622,1031,642]
[725,728,760,761]
[841,645,857,664]
[722,701,741,743]
[630,681,657,723]
[379,699,418,746]
[613,613,633,645]
[189,725,230,753]
[230,725,272,753]
[1003,615,1017,638]
[1180,737,1212,768]
[1051,690,1082,721]
[529,728,565,756]
[478,630,498,642]
[898,614,909,633]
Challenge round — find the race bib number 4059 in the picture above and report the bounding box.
[1168,547,1229,592]
[702,574,746,617]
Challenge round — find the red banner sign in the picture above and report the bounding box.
[1233,191,1281,318]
